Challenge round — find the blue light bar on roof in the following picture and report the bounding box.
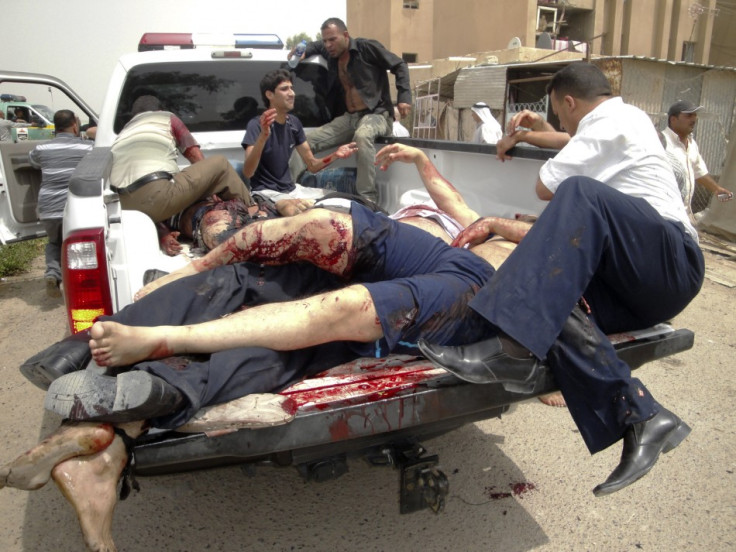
[138,33,284,52]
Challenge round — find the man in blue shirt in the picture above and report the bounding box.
[242,69,357,206]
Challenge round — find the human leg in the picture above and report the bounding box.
[90,284,381,367]
[471,177,704,358]
[352,113,392,202]
[305,114,357,154]
[121,156,253,222]
[42,218,63,296]
[0,422,114,490]
[52,420,146,552]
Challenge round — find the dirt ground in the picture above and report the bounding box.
[0,248,734,552]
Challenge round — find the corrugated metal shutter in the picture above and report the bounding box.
[698,70,736,178]
[454,65,507,109]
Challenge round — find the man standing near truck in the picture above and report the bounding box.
[292,17,412,203]
[29,110,93,297]
[662,100,732,218]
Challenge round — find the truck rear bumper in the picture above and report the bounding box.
[132,328,694,476]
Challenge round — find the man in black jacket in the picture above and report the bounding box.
[294,17,412,203]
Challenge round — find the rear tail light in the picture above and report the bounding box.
[62,228,113,334]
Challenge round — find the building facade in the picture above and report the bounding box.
[347,0,731,67]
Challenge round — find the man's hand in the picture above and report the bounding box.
[160,231,182,256]
[506,109,545,135]
[451,218,494,248]
[496,133,519,162]
[375,143,423,171]
[713,186,733,201]
[275,198,315,217]
[259,108,278,138]
[397,103,411,119]
[335,142,358,159]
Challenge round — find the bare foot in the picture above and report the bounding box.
[89,321,174,367]
[538,391,567,407]
[0,422,114,491]
[134,263,198,301]
[52,422,145,552]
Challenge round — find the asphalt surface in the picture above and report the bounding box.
[0,251,734,551]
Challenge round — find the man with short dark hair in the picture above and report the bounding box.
[29,110,93,296]
[418,62,704,497]
[292,17,411,203]
[662,100,732,217]
[242,69,357,204]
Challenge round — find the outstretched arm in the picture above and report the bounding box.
[297,141,358,173]
[375,143,480,227]
[452,216,533,249]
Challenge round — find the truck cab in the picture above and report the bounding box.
[1,98,56,141]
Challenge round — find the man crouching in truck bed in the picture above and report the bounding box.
[1,143,531,551]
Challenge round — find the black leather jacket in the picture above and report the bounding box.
[304,37,412,118]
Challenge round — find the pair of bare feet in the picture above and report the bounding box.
[0,421,145,552]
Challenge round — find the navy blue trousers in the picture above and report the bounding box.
[470,177,704,453]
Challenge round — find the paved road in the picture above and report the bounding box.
[0,253,734,551]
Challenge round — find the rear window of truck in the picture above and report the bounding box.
[114,59,333,133]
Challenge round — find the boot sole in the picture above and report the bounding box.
[45,370,180,423]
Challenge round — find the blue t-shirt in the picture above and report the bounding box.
[242,114,306,193]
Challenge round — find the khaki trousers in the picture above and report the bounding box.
[119,155,252,222]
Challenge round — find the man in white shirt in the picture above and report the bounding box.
[662,100,732,218]
[419,62,704,498]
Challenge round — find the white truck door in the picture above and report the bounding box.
[0,72,96,244]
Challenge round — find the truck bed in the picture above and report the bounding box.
[132,324,694,476]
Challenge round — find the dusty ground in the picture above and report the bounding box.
[0,249,734,552]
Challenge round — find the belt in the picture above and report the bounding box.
[111,171,173,195]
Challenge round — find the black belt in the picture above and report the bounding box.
[111,171,173,194]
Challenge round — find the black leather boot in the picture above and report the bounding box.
[417,335,540,392]
[20,331,92,390]
[593,408,691,496]
[45,370,185,423]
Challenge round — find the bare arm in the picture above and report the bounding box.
[375,143,480,227]
[497,109,570,161]
[297,141,358,173]
[452,216,532,248]
[696,175,733,201]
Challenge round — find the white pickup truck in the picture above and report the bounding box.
[0,44,694,513]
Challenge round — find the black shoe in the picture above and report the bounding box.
[593,408,691,497]
[20,334,92,390]
[417,336,540,393]
[44,370,184,423]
